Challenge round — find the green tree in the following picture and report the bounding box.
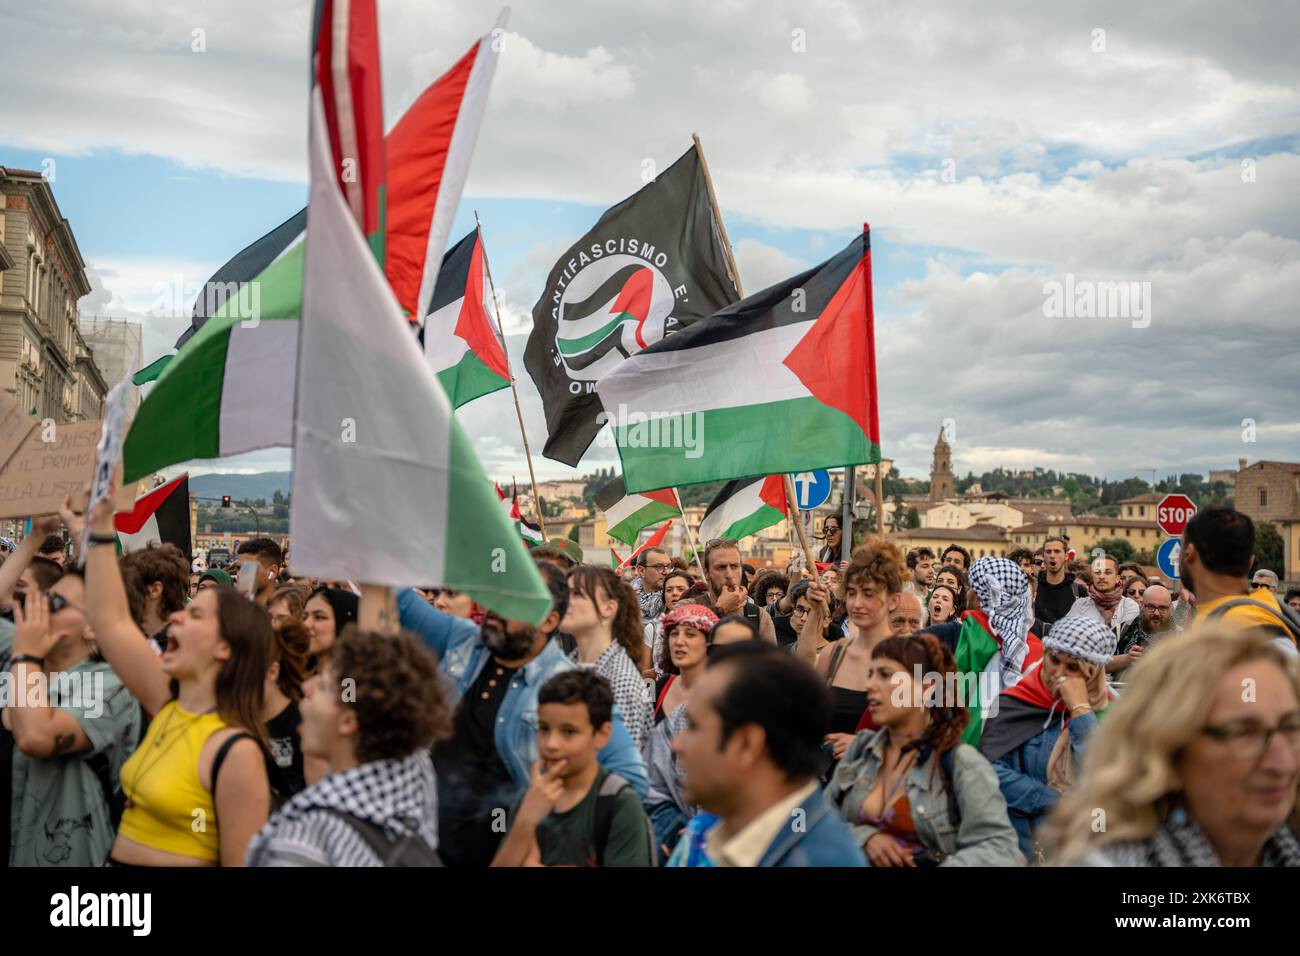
[905,507,920,529]
[1254,521,1284,576]
[1094,537,1135,563]
[568,525,581,544]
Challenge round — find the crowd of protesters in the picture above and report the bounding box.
[0,494,1296,868]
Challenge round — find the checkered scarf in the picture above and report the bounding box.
[968,557,1033,681]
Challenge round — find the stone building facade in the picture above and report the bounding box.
[0,167,107,422]
[1235,460,1300,527]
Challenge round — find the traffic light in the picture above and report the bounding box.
[221,495,232,508]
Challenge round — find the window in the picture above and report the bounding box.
[1260,489,1268,508]
[1127,506,1133,516]
[1125,529,1131,537]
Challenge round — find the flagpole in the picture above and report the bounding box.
[475,211,548,541]
[784,475,823,584]
[865,223,885,537]
[692,133,744,298]
[673,487,708,581]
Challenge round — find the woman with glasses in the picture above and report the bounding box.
[1045,627,1300,866]
[4,533,143,867]
[1122,576,1149,603]
[817,515,844,565]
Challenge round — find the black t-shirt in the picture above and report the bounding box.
[433,660,520,868]
[1034,572,1081,634]
[266,700,307,798]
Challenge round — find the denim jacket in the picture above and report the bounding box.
[825,730,1024,866]
[990,711,1097,861]
[759,787,867,867]
[396,590,647,796]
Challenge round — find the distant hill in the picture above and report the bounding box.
[188,471,291,503]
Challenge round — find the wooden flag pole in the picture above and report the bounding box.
[692,133,744,298]
[475,212,548,541]
[784,475,823,586]
[673,487,708,581]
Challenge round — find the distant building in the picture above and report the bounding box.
[1235,460,1300,526]
[1207,466,1238,487]
[537,479,587,501]
[0,166,107,422]
[1117,493,1162,521]
[80,317,143,414]
[889,524,1010,560]
[1009,516,1162,555]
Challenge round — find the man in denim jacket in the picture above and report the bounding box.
[397,563,646,867]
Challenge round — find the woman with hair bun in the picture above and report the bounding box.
[798,537,906,761]
[826,633,1024,867]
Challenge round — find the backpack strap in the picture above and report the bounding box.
[320,808,441,866]
[1204,597,1300,641]
[88,750,124,830]
[593,772,631,867]
[210,732,259,805]
[938,747,961,828]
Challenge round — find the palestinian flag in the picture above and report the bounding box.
[523,146,739,466]
[114,475,192,557]
[955,610,1044,746]
[617,520,672,570]
[288,0,549,624]
[609,546,624,569]
[697,475,788,544]
[594,475,680,546]
[496,483,543,548]
[122,13,508,484]
[424,227,510,406]
[597,229,880,493]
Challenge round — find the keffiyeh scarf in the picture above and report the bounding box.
[968,557,1034,684]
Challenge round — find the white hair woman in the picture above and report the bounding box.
[1043,627,1300,866]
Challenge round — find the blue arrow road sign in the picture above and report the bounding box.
[789,470,832,510]
[1157,537,1181,580]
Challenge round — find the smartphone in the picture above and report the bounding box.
[236,561,260,600]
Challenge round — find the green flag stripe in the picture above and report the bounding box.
[616,396,877,494]
[443,420,551,624]
[123,241,305,483]
[435,347,510,409]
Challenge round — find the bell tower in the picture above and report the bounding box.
[930,425,955,501]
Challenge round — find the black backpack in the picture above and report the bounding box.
[321,809,443,866]
[592,772,654,866]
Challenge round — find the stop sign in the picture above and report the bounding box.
[1156,494,1197,536]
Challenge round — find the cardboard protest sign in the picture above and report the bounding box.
[0,420,137,519]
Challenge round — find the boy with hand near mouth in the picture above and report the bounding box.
[492,670,653,867]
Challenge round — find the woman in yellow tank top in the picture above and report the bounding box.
[81,495,273,866]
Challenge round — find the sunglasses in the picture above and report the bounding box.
[16,590,79,614]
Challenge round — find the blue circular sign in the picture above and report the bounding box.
[788,470,832,510]
[1157,537,1181,580]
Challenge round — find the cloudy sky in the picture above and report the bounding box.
[2,0,1296,483]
